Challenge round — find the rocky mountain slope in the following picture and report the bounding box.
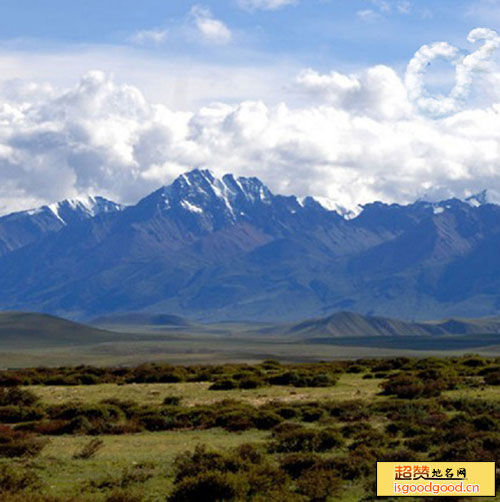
[1,169,500,322]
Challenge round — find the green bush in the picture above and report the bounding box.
[253,411,282,430]
[0,425,48,457]
[0,387,38,407]
[215,410,255,432]
[484,372,500,386]
[280,453,320,478]
[296,468,342,502]
[73,438,104,459]
[0,405,45,423]
[209,379,238,391]
[0,463,41,493]
[270,427,342,453]
[168,470,238,502]
[239,377,264,389]
[163,396,182,406]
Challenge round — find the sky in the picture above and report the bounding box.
[1,0,500,214]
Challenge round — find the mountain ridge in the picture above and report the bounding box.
[1,169,500,322]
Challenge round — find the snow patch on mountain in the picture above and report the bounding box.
[181,200,204,213]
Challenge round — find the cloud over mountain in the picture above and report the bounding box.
[1,28,500,215]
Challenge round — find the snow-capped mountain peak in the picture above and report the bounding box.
[44,196,123,225]
[142,169,276,222]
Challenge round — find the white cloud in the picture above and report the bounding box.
[0,45,297,112]
[237,0,297,10]
[405,28,500,116]
[296,65,410,120]
[190,5,232,45]
[359,0,412,18]
[3,29,500,216]
[130,28,168,45]
[357,9,382,22]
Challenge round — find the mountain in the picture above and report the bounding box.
[1,169,500,322]
[0,196,123,256]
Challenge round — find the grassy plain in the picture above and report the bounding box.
[29,373,381,407]
[12,373,382,502]
[0,366,495,501]
[4,329,500,368]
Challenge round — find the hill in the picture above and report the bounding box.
[91,313,193,327]
[0,311,116,347]
[284,311,500,338]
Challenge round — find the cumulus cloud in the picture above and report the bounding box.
[237,0,297,10]
[3,29,500,215]
[190,5,232,45]
[405,28,500,116]
[296,65,410,120]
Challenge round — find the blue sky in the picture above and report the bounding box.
[1,0,500,215]
[0,0,497,109]
[0,1,493,63]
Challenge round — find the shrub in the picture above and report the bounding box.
[139,413,172,432]
[119,463,156,487]
[0,374,23,387]
[48,404,123,422]
[322,445,377,480]
[168,471,238,502]
[215,411,255,432]
[406,434,435,453]
[73,438,104,459]
[270,427,342,453]
[105,490,144,502]
[268,371,336,388]
[245,464,288,498]
[163,396,182,406]
[346,364,365,374]
[173,446,234,482]
[380,373,426,399]
[280,453,320,478]
[0,387,38,407]
[327,400,368,422]
[0,463,41,493]
[209,379,237,391]
[473,415,498,432]
[0,426,48,458]
[484,372,500,386]
[253,411,282,430]
[275,407,297,419]
[0,405,45,423]
[301,406,324,423]
[239,377,264,390]
[296,468,342,501]
[100,399,141,418]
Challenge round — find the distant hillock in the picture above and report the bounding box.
[0,311,116,347]
[91,313,193,327]
[285,311,500,337]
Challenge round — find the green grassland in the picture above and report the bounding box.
[29,373,382,407]
[4,330,500,368]
[1,358,500,501]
